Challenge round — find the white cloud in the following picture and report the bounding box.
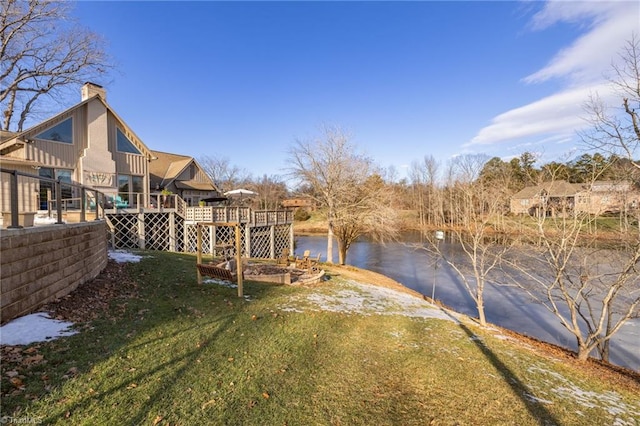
[468,82,609,146]
[525,1,638,85]
[470,0,638,150]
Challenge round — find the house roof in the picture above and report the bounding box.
[0,130,18,142]
[511,186,541,200]
[543,180,583,197]
[149,150,190,188]
[174,180,217,191]
[512,180,583,199]
[589,181,633,192]
[0,94,154,160]
[0,139,26,155]
[149,150,218,192]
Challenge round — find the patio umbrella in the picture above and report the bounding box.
[224,189,258,198]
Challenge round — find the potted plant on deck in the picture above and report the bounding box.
[161,189,173,208]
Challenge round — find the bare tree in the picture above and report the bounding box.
[581,35,640,170]
[198,155,251,193]
[1,0,111,131]
[409,161,427,230]
[416,154,513,326]
[409,155,441,230]
[503,207,640,362]
[501,165,640,363]
[330,173,398,264]
[250,174,288,210]
[287,125,398,264]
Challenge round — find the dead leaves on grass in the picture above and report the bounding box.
[41,259,139,324]
[1,345,47,395]
[2,260,139,404]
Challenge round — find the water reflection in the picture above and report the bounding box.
[295,234,640,372]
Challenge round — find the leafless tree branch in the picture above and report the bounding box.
[1,0,112,131]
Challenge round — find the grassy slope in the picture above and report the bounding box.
[2,251,639,425]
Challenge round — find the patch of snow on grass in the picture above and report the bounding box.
[528,365,640,423]
[388,330,403,339]
[0,313,77,345]
[306,289,384,314]
[524,392,553,404]
[108,250,143,263]
[280,279,458,322]
[203,278,237,289]
[280,307,304,313]
[491,334,511,341]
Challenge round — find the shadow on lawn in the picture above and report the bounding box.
[40,281,287,423]
[449,313,560,425]
[44,314,235,424]
[36,253,289,424]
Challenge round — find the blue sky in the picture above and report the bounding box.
[69,1,639,180]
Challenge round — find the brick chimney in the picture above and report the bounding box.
[81,82,106,101]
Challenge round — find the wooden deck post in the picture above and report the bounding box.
[209,225,215,256]
[196,224,203,285]
[138,212,145,249]
[289,223,295,256]
[244,223,251,257]
[270,225,275,259]
[235,224,243,297]
[55,179,63,224]
[169,212,176,252]
[7,171,21,228]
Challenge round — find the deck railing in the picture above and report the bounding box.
[1,168,106,228]
[253,209,294,225]
[185,206,252,223]
[184,206,293,225]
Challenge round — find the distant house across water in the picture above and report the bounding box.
[281,198,316,211]
[510,180,640,217]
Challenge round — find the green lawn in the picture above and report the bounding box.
[2,251,638,425]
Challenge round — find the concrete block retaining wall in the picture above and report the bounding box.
[0,221,108,324]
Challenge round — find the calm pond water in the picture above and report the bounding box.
[294,234,640,372]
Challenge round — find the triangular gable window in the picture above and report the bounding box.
[117,128,141,154]
[35,118,73,144]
